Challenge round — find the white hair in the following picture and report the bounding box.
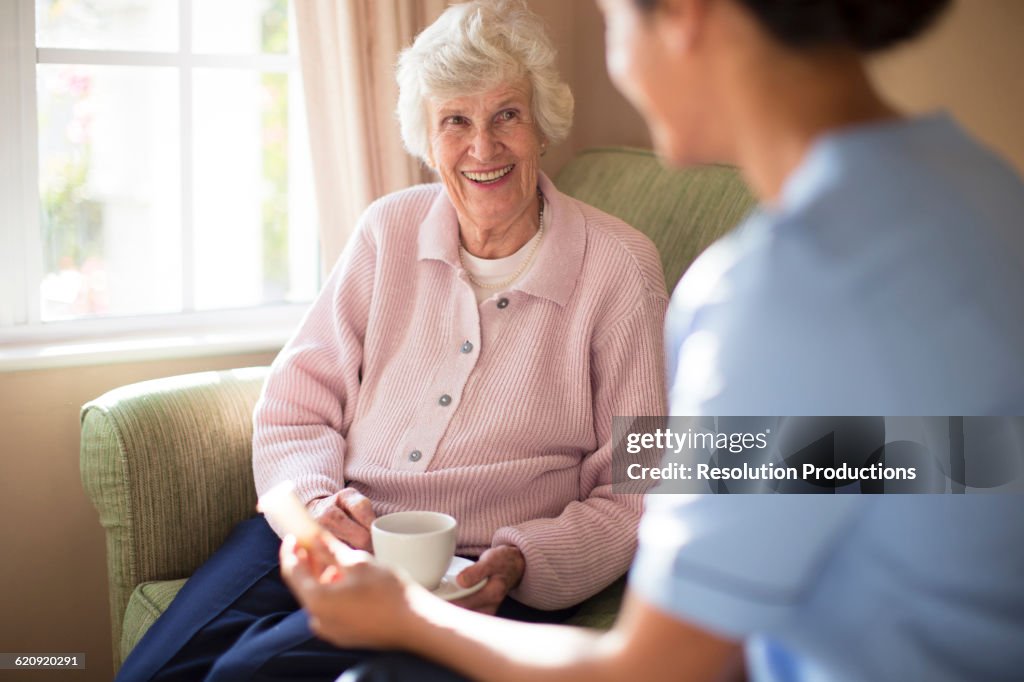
[396,0,574,164]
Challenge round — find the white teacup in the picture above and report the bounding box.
[371,511,457,590]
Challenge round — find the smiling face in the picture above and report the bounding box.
[426,80,544,236]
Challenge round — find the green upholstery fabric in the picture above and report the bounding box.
[81,367,269,667]
[563,576,626,631]
[120,579,188,662]
[555,147,755,289]
[82,148,753,670]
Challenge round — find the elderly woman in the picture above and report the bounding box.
[114,1,666,681]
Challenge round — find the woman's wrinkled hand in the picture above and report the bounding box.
[280,533,417,650]
[451,544,525,615]
[311,487,376,550]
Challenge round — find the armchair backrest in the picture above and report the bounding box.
[555,147,755,289]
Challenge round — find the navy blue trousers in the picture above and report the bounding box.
[116,516,577,681]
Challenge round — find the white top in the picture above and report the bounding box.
[459,197,548,303]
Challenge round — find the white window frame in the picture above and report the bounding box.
[0,0,312,370]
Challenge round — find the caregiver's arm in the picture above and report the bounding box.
[409,588,743,682]
[283,538,741,682]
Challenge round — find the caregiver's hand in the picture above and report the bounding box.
[281,534,417,650]
[312,488,376,551]
[451,544,525,615]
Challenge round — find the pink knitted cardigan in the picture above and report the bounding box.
[253,173,667,609]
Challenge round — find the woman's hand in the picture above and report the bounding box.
[280,534,418,650]
[451,544,526,614]
[311,487,376,550]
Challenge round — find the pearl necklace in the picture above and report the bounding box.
[459,191,545,290]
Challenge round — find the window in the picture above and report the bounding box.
[1,0,317,349]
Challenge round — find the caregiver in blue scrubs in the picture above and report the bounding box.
[281,0,1024,680]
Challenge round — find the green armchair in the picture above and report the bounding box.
[81,148,754,670]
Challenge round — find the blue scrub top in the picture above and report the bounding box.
[634,115,1024,681]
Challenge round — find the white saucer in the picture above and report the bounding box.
[432,556,487,601]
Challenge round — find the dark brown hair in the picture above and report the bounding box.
[633,0,952,53]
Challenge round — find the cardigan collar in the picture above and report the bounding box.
[416,172,585,307]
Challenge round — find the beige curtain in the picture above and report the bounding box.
[296,0,446,274]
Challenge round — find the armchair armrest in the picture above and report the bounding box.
[80,366,269,664]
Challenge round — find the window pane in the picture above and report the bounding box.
[192,68,316,311]
[192,0,289,55]
[37,64,182,320]
[35,0,179,52]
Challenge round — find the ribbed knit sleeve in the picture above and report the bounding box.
[493,291,668,609]
[252,218,378,533]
